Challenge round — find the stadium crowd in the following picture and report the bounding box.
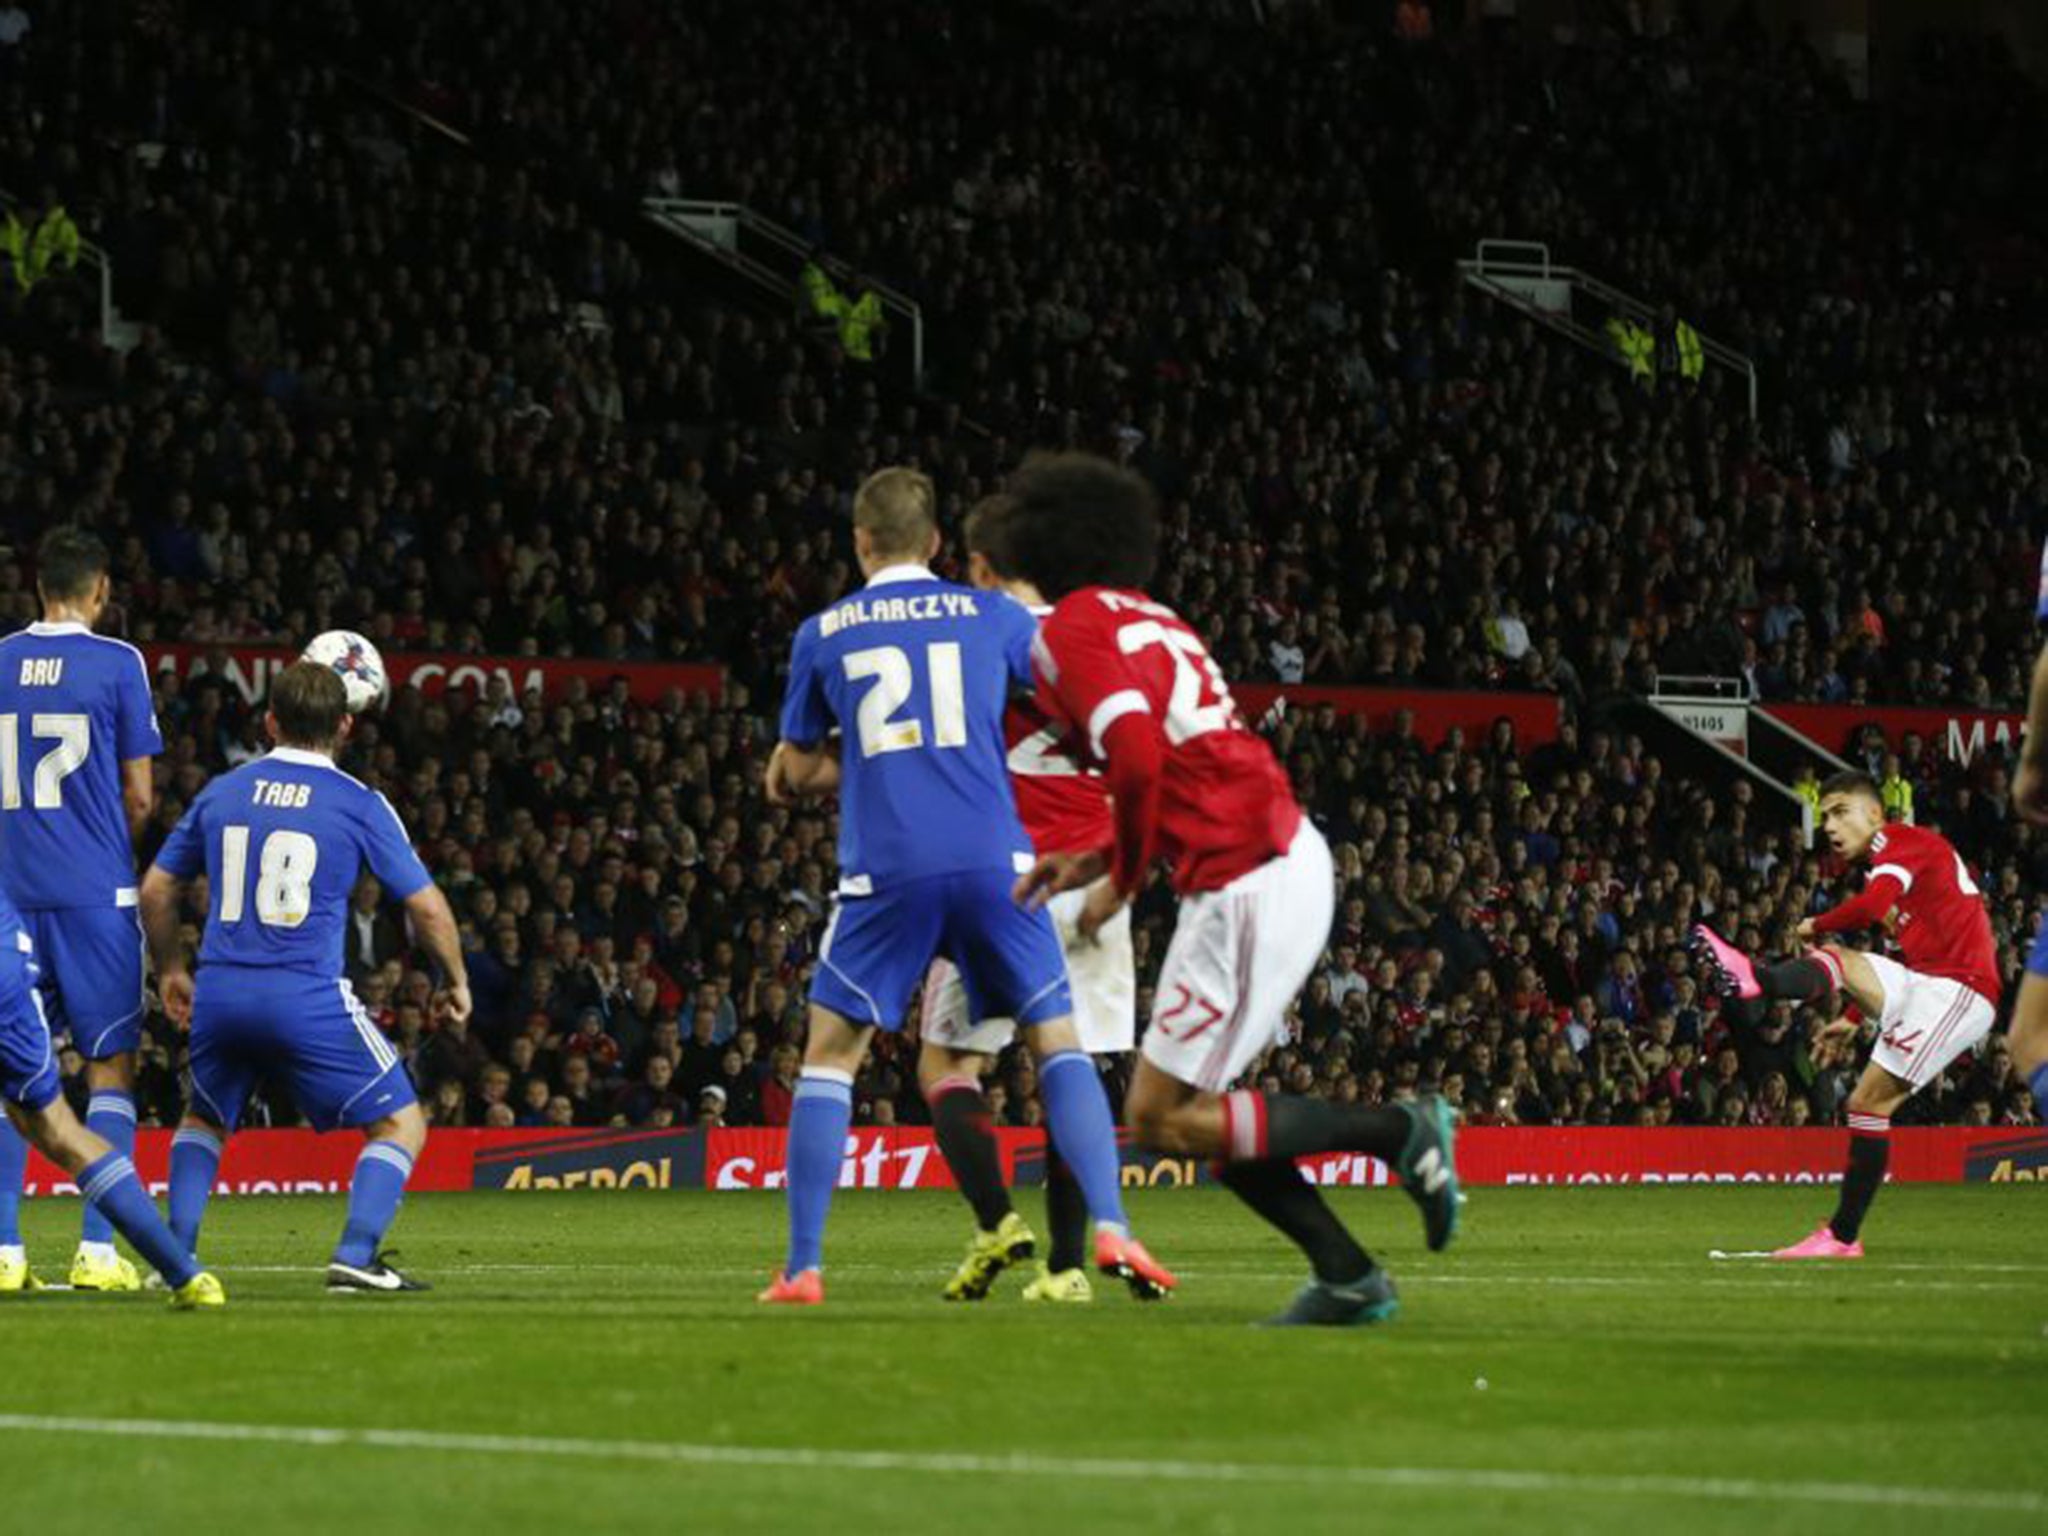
[0,0,2043,1132]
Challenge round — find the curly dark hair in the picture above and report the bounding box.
[1000,452,1160,600]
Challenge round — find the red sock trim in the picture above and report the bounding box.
[1807,948,1846,990]
[1846,1112,1891,1137]
[1222,1090,1267,1161]
[928,1077,982,1101]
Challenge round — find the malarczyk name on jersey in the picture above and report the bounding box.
[818,591,983,638]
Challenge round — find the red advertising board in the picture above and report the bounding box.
[1765,702,2023,767]
[141,643,726,708]
[19,1126,2045,1196]
[1235,685,1560,747]
[137,641,1556,748]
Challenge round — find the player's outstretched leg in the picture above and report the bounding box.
[329,1104,430,1294]
[168,1118,226,1257]
[761,1005,871,1305]
[1021,1143,1093,1303]
[0,1118,34,1293]
[2013,972,2048,1128]
[73,1064,143,1293]
[6,1101,221,1308]
[921,1046,1035,1302]
[1691,924,1841,1009]
[1026,1028,1176,1299]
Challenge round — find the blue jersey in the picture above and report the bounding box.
[0,621,162,910]
[153,746,432,975]
[781,564,1037,892]
[2037,535,2048,623]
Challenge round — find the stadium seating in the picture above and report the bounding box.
[2,1,2040,1132]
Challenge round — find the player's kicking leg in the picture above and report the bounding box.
[1125,823,1457,1325]
[0,1118,31,1292]
[1697,935,1994,1257]
[760,1000,872,1305]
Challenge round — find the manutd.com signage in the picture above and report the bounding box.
[22,1128,2047,1195]
[1765,702,2024,767]
[141,643,727,708]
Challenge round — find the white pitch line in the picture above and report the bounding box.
[0,1414,2039,1517]
[203,1263,2042,1292]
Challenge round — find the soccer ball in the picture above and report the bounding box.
[301,629,390,714]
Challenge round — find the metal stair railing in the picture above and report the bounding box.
[1457,239,1756,419]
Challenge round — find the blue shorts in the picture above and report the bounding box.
[21,905,146,1059]
[0,928,61,1114]
[2028,912,2048,978]
[187,966,416,1133]
[812,868,1072,1032]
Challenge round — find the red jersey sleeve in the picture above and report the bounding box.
[1811,871,1906,935]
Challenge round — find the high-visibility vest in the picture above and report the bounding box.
[841,290,883,362]
[1674,318,1704,381]
[1881,775,1914,825]
[800,261,844,321]
[1605,317,1654,381]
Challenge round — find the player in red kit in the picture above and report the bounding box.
[918,497,1145,1304]
[1694,771,2000,1257]
[1000,453,1460,1327]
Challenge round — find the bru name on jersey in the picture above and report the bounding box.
[817,590,981,638]
[16,658,64,686]
[251,779,315,810]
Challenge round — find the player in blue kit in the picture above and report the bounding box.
[757,467,1173,1305]
[0,528,164,1294]
[2010,534,2048,1128]
[139,662,471,1293]
[0,884,221,1306]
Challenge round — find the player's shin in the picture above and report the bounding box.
[335,1139,416,1267]
[0,1119,25,1254]
[1043,1143,1089,1274]
[1829,1114,1891,1244]
[74,1150,198,1289]
[1221,1088,1410,1162]
[1214,1158,1377,1286]
[928,1076,1013,1232]
[784,1068,855,1274]
[79,1087,138,1251]
[168,1123,224,1255]
[1037,1050,1127,1234]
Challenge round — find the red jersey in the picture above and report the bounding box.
[1812,822,2001,1004]
[1032,586,1301,895]
[1007,607,1115,855]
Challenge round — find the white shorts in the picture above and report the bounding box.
[1862,952,1996,1090]
[921,889,1135,1056]
[1142,820,1333,1093]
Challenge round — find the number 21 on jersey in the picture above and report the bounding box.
[843,642,966,758]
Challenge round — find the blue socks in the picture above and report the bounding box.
[81,1090,138,1246]
[169,1124,226,1255]
[335,1140,417,1267]
[1038,1051,1127,1233]
[76,1152,196,1288]
[783,1068,853,1275]
[0,1120,25,1247]
[2031,1062,2048,1126]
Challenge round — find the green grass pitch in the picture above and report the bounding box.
[2,1186,2044,1535]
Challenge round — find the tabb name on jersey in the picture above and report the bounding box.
[818,590,981,638]
[252,779,315,809]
